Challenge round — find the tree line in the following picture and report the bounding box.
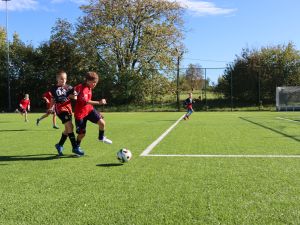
[215,43,300,105]
[0,0,185,111]
[1,0,300,111]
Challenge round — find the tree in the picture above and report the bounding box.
[76,0,184,103]
[184,63,204,91]
[216,42,300,103]
[38,19,84,86]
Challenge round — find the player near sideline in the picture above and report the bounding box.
[183,92,194,120]
[50,70,84,156]
[36,91,59,129]
[18,94,31,122]
[74,71,112,149]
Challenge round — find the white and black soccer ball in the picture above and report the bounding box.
[117,148,132,163]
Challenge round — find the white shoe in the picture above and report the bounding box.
[99,136,112,144]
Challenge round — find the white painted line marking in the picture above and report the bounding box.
[140,114,185,156]
[276,117,300,123]
[146,154,300,158]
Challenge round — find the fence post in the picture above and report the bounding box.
[176,52,183,111]
[230,70,233,111]
[204,68,207,110]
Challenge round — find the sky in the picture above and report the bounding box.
[1,0,300,83]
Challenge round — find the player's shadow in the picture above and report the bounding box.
[239,117,300,142]
[0,154,60,162]
[0,129,28,132]
[96,163,124,167]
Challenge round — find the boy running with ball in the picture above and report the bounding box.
[74,72,112,149]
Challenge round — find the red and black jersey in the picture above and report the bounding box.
[184,97,193,109]
[50,85,75,114]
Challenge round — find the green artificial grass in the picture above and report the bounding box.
[0,112,300,224]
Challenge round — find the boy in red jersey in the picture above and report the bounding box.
[50,71,84,156]
[74,72,112,149]
[183,92,194,120]
[18,94,30,122]
[36,91,59,129]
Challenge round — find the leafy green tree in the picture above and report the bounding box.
[76,0,184,103]
[184,63,204,91]
[38,19,84,86]
[216,42,300,103]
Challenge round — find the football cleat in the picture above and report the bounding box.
[55,144,64,156]
[72,146,85,156]
[99,136,112,144]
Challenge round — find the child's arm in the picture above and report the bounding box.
[87,99,107,106]
[69,94,77,100]
[42,97,50,104]
[48,98,55,113]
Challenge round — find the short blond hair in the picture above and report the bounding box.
[56,70,66,78]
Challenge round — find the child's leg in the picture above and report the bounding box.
[38,113,49,121]
[58,130,68,146]
[24,111,28,122]
[97,118,105,140]
[97,118,112,144]
[186,109,193,119]
[64,121,77,149]
[97,118,105,136]
[76,133,85,147]
[75,118,87,147]
[53,114,57,126]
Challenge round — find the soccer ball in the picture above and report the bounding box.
[117,148,132,163]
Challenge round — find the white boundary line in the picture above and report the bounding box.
[140,114,300,159]
[148,154,300,158]
[140,114,185,156]
[276,117,300,123]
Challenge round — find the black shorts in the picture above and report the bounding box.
[75,109,103,134]
[57,111,72,124]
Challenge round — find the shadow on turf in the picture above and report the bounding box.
[0,129,57,132]
[0,129,29,132]
[0,153,79,162]
[96,163,124,167]
[239,117,300,142]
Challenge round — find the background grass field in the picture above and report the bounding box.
[1,112,300,224]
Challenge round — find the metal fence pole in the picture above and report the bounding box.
[3,0,11,111]
[204,68,207,110]
[230,70,233,111]
[258,70,261,110]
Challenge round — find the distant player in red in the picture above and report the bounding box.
[36,91,59,129]
[18,94,30,122]
[50,71,84,156]
[183,92,194,120]
[74,71,112,149]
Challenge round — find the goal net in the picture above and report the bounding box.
[276,86,300,111]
